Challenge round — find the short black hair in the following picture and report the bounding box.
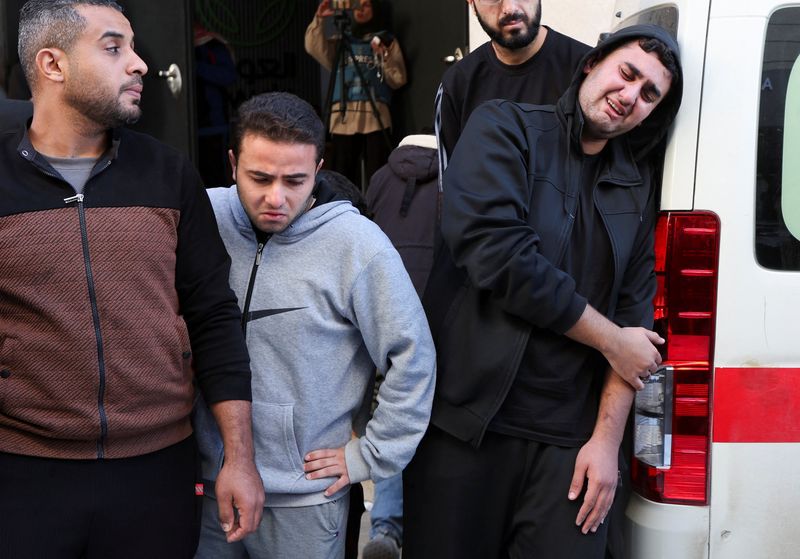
[636,37,680,85]
[18,0,124,89]
[592,36,680,87]
[232,92,326,163]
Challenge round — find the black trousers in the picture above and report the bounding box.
[326,131,392,190]
[0,435,202,559]
[403,426,609,559]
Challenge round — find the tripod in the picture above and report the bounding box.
[322,12,394,187]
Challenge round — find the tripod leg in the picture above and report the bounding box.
[323,35,349,133]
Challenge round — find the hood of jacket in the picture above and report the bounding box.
[285,184,357,241]
[557,23,683,161]
[387,143,438,183]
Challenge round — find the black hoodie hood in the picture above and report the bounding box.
[388,144,438,183]
[557,24,683,161]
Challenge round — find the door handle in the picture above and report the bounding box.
[443,48,464,65]
[157,63,182,99]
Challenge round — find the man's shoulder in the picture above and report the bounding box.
[542,27,592,59]
[206,185,235,214]
[0,125,22,151]
[0,99,32,132]
[206,185,233,204]
[116,127,188,164]
[319,205,397,258]
[289,206,401,295]
[474,98,559,124]
[206,186,246,233]
[327,204,389,240]
[454,99,560,157]
[441,42,492,88]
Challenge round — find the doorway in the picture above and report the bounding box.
[392,0,468,138]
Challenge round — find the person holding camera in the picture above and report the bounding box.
[305,0,406,189]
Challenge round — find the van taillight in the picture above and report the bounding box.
[631,212,720,505]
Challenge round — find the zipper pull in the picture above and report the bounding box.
[64,193,85,205]
[255,242,265,266]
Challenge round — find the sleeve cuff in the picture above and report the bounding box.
[199,372,252,405]
[344,438,371,484]
[550,294,588,335]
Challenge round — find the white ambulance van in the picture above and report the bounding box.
[610,1,800,557]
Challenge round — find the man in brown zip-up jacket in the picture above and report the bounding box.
[0,2,264,557]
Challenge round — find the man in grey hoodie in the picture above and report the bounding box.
[194,92,436,559]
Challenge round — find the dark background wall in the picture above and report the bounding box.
[193,0,320,116]
[2,1,320,105]
[0,0,466,186]
[2,0,27,98]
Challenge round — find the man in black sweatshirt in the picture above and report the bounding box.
[435,0,589,175]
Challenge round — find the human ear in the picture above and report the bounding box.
[36,48,66,84]
[228,149,237,182]
[583,54,600,75]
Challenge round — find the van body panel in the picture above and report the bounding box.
[618,0,800,557]
[612,0,712,211]
[709,443,800,557]
[695,13,766,368]
[625,493,710,558]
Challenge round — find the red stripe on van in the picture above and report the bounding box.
[713,367,800,442]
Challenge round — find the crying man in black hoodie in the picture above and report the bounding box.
[404,24,683,559]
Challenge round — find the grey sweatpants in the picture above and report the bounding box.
[194,494,349,559]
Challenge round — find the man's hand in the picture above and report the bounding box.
[208,400,265,542]
[568,436,619,535]
[304,447,350,497]
[604,326,664,390]
[215,459,265,542]
[565,305,664,391]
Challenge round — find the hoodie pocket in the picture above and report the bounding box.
[252,402,307,493]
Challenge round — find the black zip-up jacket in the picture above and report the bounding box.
[366,139,439,296]
[423,24,683,447]
[0,126,251,460]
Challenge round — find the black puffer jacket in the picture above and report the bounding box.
[423,24,683,447]
[367,136,439,296]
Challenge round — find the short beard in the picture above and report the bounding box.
[65,78,143,130]
[475,4,541,51]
